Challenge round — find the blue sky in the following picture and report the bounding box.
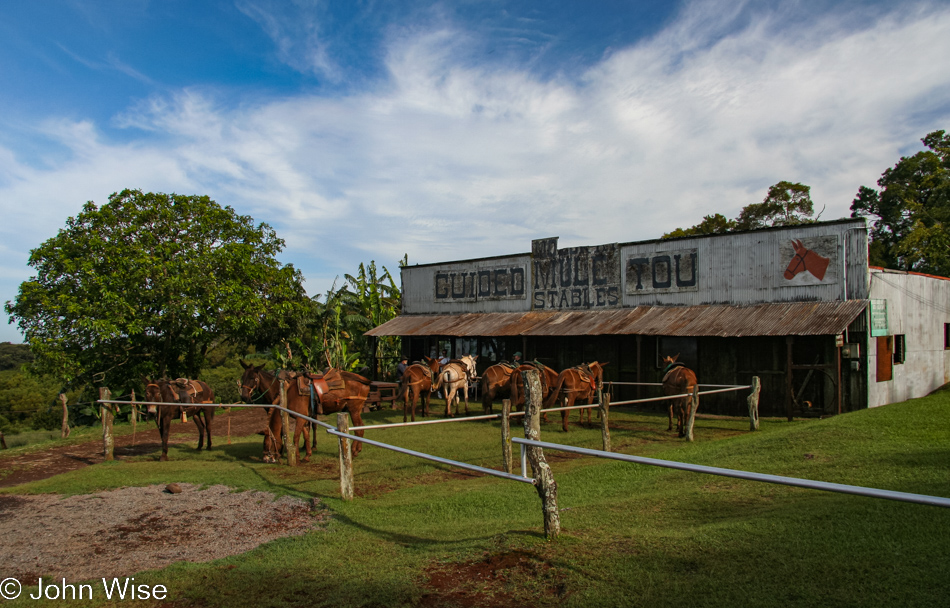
[1,0,949,343]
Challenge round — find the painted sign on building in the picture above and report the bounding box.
[779,236,837,286]
[624,249,698,294]
[434,266,527,302]
[531,237,621,309]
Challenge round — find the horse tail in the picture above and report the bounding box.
[543,375,567,409]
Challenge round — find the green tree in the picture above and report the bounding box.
[663,213,736,238]
[850,130,950,275]
[735,181,816,230]
[663,181,817,238]
[5,189,313,393]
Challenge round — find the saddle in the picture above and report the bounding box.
[172,378,203,400]
[276,369,348,396]
[572,366,598,391]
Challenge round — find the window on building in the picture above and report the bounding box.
[945,323,950,349]
[893,334,905,365]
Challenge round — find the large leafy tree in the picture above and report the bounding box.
[850,130,950,275]
[663,181,817,238]
[5,189,313,392]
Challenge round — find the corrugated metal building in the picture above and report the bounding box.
[369,218,950,417]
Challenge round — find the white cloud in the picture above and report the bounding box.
[1,1,949,343]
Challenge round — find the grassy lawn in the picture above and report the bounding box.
[3,391,949,607]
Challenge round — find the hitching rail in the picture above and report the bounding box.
[608,385,750,407]
[325,428,535,485]
[98,399,534,485]
[511,437,950,509]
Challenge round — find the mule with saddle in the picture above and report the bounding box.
[239,361,371,463]
[143,378,216,461]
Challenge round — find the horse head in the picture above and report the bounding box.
[143,378,163,415]
[784,239,830,281]
[423,355,441,374]
[460,354,478,380]
[239,361,269,402]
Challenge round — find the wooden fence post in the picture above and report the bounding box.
[60,393,70,439]
[501,399,512,474]
[227,407,232,444]
[129,389,137,447]
[748,376,761,431]
[280,380,296,467]
[599,393,611,453]
[337,412,354,500]
[522,369,560,540]
[100,387,114,461]
[685,385,700,442]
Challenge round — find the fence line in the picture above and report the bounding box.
[608,385,750,407]
[325,428,535,485]
[606,382,743,388]
[511,437,950,509]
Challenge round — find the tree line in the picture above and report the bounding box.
[2,189,402,433]
[664,129,950,279]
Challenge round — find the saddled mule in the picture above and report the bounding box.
[143,378,216,461]
[543,362,607,432]
[431,355,478,417]
[398,356,441,422]
[508,362,559,415]
[239,361,312,462]
[661,354,698,437]
[262,368,371,462]
[480,363,520,414]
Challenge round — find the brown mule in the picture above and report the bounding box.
[143,378,216,461]
[661,354,698,437]
[508,362,560,415]
[240,362,372,461]
[479,363,518,414]
[542,362,607,432]
[398,356,441,422]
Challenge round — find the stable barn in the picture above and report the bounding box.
[368,218,950,418]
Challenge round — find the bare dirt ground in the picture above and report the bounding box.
[0,484,328,585]
[0,408,570,604]
[0,407,268,488]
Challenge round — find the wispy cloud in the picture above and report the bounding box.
[1,1,949,343]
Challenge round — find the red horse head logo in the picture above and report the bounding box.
[784,239,830,281]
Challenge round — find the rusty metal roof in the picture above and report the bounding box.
[366,300,868,338]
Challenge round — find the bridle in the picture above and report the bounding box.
[240,368,278,403]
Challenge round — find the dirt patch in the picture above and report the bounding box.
[419,550,569,607]
[0,484,328,584]
[0,408,269,488]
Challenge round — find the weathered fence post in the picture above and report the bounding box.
[129,390,137,447]
[522,369,560,540]
[227,407,232,444]
[280,380,296,467]
[501,399,512,473]
[337,412,354,500]
[748,376,761,431]
[100,387,114,461]
[599,393,611,452]
[685,385,700,442]
[60,392,70,439]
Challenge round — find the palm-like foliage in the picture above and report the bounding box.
[307,259,404,376]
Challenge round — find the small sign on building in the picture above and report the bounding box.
[870,299,888,337]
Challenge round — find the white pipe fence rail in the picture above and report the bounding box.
[512,437,950,509]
